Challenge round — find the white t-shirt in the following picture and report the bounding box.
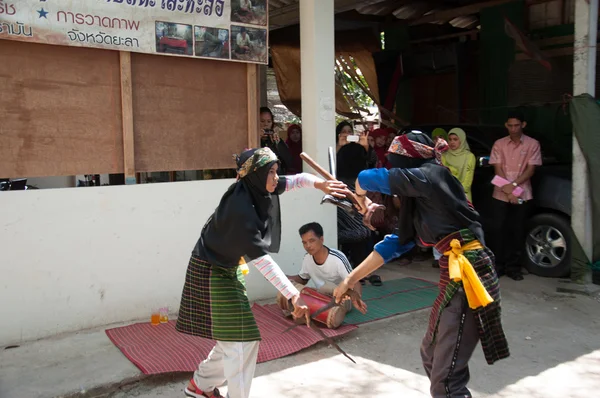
[298,247,352,289]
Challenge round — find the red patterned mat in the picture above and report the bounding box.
[106,303,357,375]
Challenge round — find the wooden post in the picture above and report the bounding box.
[119,51,136,185]
[247,63,259,149]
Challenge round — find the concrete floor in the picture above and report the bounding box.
[2,261,600,398]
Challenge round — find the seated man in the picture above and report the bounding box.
[276,222,360,327]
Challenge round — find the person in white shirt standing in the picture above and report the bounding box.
[277,222,361,317]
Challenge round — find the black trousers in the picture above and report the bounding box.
[420,292,479,398]
[488,198,532,274]
[340,238,373,269]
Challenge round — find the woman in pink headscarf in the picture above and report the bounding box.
[370,127,395,169]
[285,123,302,174]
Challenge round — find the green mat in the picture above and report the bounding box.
[343,277,439,325]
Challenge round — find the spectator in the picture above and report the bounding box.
[431,127,448,144]
[370,128,393,169]
[335,120,381,286]
[489,110,542,281]
[385,127,397,148]
[430,127,476,268]
[336,120,378,168]
[276,222,361,322]
[368,134,375,149]
[442,128,476,202]
[259,107,293,175]
[285,124,302,174]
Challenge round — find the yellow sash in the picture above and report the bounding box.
[444,239,493,309]
[239,257,249,276]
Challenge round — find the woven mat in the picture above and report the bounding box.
[342,277,439,325]
[106,303,357,375]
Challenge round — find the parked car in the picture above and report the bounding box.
[0,178,38,191]
[398,124,572,278]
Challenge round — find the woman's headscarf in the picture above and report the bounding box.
[370,128,392,168]
[201,148,282,266]
[387,130,448,168]
[285,124,302,174]
[431,128,448,142]
[442,128,474,194]
[386,131,449,245]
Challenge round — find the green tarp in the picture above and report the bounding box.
[569,94,600,278]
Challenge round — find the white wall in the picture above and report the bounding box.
[0,180,336,346]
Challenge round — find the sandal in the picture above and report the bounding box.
[368,274,383,287]
[185,379,223,398]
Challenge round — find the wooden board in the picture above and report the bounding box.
[0,41,124,178]
[131,54,248,172]
[119,52,136,184]
[247,64,259,149]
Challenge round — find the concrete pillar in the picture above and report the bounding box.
[300,0,337,246]
[572,0,597,266]
[300,0,336,169]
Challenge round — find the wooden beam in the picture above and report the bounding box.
[247,63,259,149]
[410,29,480,44]
[119,51,136,185]
[409,0,517,26]
[515,45,600,61]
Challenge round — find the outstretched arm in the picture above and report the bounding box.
[332,251,385,313]
[251,255,309,323]
[283,173,350,198]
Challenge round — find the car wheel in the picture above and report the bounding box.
[524,213,572,278]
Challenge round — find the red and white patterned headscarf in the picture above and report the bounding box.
[388,132,449,164]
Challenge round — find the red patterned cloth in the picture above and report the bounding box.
[388,134,449,163]
[106,303,357,375]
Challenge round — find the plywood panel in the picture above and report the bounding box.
[131,54,248,172]
[0,41,123,178]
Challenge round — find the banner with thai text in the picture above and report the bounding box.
[0,0,268,64]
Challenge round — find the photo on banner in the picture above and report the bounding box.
[231,0,268,26]
[194,26,230,60]
[155,21,193,56]
[230,25,267,64]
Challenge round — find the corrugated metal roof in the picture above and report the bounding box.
[268,0,482,30]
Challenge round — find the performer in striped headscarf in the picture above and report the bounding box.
[334,131,509,398]
[176,147,349,398]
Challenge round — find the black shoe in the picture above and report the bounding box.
[507,272,524,281]
[496,268,506,277]
[432,260,439,268]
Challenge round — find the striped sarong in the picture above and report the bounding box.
[176,255,261,342]
[428,229,509,365]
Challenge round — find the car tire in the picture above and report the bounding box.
[524,213,572,278]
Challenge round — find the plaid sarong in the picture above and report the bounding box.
[176,256,261,342]
[428,229,509,365]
